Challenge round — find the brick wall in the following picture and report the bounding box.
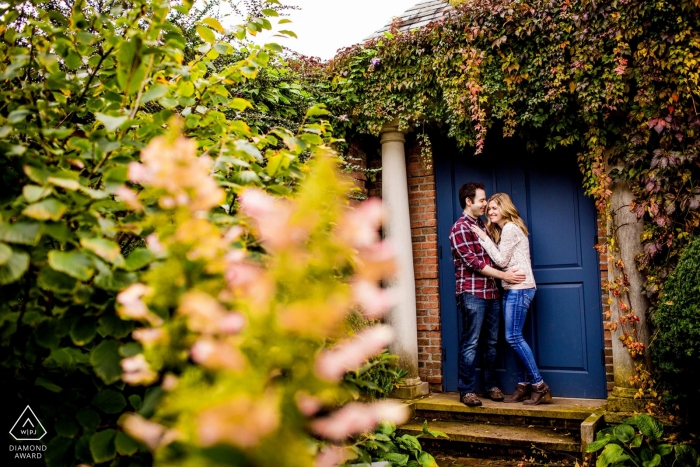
[598,217,615,394]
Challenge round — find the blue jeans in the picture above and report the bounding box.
[457,293,501,396]
[503,288,543,385]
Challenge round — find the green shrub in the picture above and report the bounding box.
[651,236,700,416]
[586,414,698,467]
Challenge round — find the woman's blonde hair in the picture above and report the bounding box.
[486,193,529,243]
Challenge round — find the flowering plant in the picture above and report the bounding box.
[114,126,408,466]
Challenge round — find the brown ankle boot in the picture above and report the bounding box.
[523,382,552,405]
[504,383,531,403]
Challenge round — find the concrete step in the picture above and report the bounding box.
[400,419,580,453]
[412,393,605,431]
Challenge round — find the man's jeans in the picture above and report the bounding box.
[503,288,543,385]
[457,292,501,396]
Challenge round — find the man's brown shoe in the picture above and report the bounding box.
[486,387,505,402]
[523,381,552,405]
[461,393,482,407]
[504,383,531,403]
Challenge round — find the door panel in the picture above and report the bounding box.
[435,136,606,399]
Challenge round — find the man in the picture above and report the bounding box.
[449,182,526,407]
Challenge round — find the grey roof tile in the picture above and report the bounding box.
[364,0,454,41]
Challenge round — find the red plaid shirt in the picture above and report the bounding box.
[449,213,499,299]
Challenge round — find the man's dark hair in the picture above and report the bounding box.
[459,182,485,209]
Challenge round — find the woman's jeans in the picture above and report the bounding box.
[457,293,500,397]
[503,288,543,385]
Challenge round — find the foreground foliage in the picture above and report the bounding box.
[0,0,411,465]
[586,414,698,467]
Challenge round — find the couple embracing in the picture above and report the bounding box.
[448,182,551,407]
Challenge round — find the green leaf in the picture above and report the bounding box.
[76,409,101,433]
[23,185,51,203]
[125,248,155,271]
[202,17,224,33]
[613,424,636,443]
[54,418,80,438]
[70,317,98,346]
[278,29,298,38]
[0,249,29,285]
[636,414,663,441]
[418,451,438,467]
[384,453,410,466]
[643,453,662,467]
[22,198,68,221]
[95,113,128,132]
[94,270,137,291]
[98,311,134,339]
[37,266,78,293]
[586,437,612,452]
[48,250,95,281]
[266,154,284,177]
[115,431,140,456]
[0,242,11,265]
[0,221,43,245]
[47,173,80,191]
[675,444,699,467]
[597,443,623,467]
[90,429,117,464]
[655,444,673,456]
[128,394,143,410]
[35,376,63,393]
[306,104,329,117]
[81,237,125,266]
[196,25,216,44]
[630,435,643,448]
[230,97,253,111]
[92,388,127,414]
[141,84,169,103]
[90,340,123,385]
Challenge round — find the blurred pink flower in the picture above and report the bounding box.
[120,414,179,451]
[314,445,351,467]
[239,188,306,250]
[197,394,280,448]
[131,136,225,212]
[162,373,179,391]
[295,392,322,417]
[351,279,395,319]
[146,233,165,254]
[178,291,235,334]
[121,354,158,385]
[219,313,246,334]
[114,186,143,211]
[191,338,246,371]
[315,326,394,381]
[356,240,396,281]
[312,401,409,441]
[116,283,163,326]
[132,328,165,345]
[337,198,383,248]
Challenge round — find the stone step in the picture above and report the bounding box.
[400,418,581,453]
[412,393,605,430]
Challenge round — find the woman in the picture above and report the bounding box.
[470,193,551,405]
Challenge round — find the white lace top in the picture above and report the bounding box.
[478,222,536,290]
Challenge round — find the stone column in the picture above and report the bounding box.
[380,120,429,399]
[606,172,652,412]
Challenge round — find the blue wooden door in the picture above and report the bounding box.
[435,136,607,398]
